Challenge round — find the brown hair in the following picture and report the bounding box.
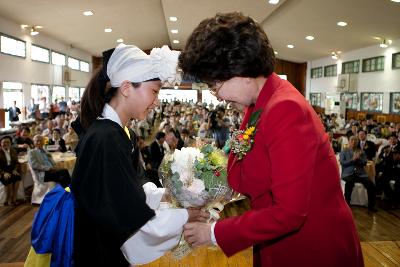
[179,12,275,84]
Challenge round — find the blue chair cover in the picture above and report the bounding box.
[31,184,74,267]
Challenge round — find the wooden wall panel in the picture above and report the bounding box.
[275,59,307,96]
[346,110,400,123]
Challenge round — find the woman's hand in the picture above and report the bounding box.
[12,170,19,176]
[3,172,11,180]
[187,208,209,223]
[184,222,213,247]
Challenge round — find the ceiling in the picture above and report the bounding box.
[0,0,399,63]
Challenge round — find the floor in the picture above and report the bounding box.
[0,200,399,266]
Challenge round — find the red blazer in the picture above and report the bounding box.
[215,73,364,267]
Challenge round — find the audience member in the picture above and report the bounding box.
[340,136,377,211]
[0,136,21,206]
[28,135,71,187]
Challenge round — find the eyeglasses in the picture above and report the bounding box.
[208,81,225,98]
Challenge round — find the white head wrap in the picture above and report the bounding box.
[107,43,181,87]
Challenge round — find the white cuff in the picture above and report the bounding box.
[210,222,218,246]
[121,208,188,265]
[142,182,165,210]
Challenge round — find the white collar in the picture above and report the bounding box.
[101,103,122,128]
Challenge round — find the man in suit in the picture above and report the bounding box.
[149,132,165,171]
[28,134,71,187]
[340,136,377,211]
[358,129,376,160]
[7,101,21,122]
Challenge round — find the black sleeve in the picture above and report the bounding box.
[72,128,155,246]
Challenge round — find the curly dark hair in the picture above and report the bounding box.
[179,12,275,84]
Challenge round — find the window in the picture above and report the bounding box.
[311,67,323,78]
[80,87,85,99]
[31,44,50,63]
[392,52,400,70]
[0,35,26,58]
[31,84,50,102]
[52,51,66,66]
[68,57,80,70]
[80,61,89,72]
[360,93,383,112]
[342,60,360,74]
[2,82,24,119]
[362,56,385,72]
[52,86,66,102]
[309,93,322,106]
[159,89,198,103]
[201,90,219,106]
[324,65,337,77]
[340,93,358,110]
[69,87,80,101]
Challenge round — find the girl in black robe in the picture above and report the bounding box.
[71,44,208,266]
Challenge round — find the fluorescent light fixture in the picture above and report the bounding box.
[305,35,314,40]
[337,21,348,27]
[30,29,39,36]
[104,28,112,33]
[169,16,178,22]
[21,24,28,29]
[337,51,342,54]
[173,40,180,44]
[331,52,339,60]
[117,39,124,43]
[287,44,294,49]
[83,11,94,16]
[35,26,43,29]
[391,0,400,2]
[171,29,178,34]
[269,0,279,4]
[274,51,278,55]
[380,39,389,48]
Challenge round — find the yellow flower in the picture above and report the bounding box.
[245,127,255,136]
[242,134,249,140]
[208,151,227,166]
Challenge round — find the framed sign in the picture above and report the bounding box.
[390,92,400,114]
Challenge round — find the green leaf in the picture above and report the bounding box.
[248,109,263,127]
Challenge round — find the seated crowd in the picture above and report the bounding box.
[322,113,400,210]
[3,97,398,211]
[0,100,79,206]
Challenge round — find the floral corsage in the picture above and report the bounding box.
[228,109,262,160]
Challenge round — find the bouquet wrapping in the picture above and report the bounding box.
[159,144,232,258]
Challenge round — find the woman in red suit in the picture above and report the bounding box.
[179,12,364,267]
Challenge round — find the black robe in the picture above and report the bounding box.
[71,119,155,266]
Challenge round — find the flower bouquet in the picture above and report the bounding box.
[159,144,232,258]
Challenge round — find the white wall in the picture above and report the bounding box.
[306,38,400,113]
[0,15,93,108]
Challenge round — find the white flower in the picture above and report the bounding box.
[150,46,181,84]
[170,147,204,183]
[187,178,205,194]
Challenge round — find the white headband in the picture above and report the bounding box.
[107,44,181,87]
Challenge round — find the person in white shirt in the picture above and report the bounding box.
[39,97,50,119]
